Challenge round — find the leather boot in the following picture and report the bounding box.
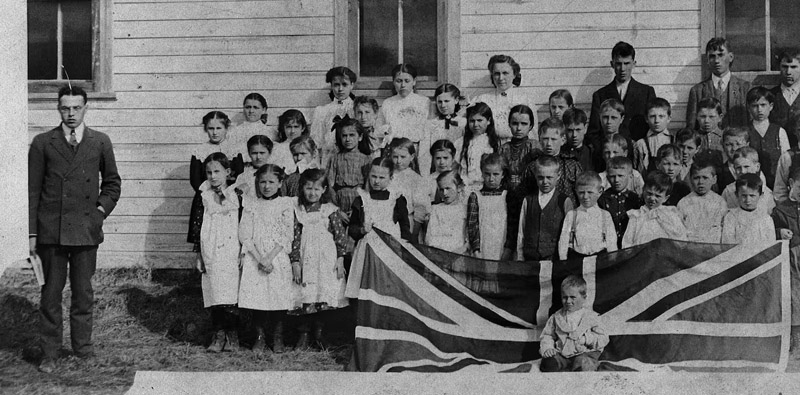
[272,321,286,354]
[225,330,240,352]
[252,327,271,356]
[207,330,226,353]
[295,331,310,351]
[313,321,328,350]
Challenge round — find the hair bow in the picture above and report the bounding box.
[331,114,352,131]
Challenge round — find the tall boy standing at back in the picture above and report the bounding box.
[686,37,750,129]
[769,49,800,147]
[588,41,656,145]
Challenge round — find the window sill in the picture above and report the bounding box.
[28,91,117,102]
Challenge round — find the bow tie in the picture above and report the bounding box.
[212,186,226,202]
[500,92,508,97]
[440,114,459,129]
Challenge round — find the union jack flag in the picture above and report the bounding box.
[345,230,791,372]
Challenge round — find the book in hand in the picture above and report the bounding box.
[29,254,45,286]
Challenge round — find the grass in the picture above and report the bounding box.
[0,268,352,395]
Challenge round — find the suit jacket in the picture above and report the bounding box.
[769,85,800,148]
[588,77,656,148]
[28,125,121,246]
[685,75,750,130]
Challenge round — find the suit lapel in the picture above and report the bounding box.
[49,126,76,163]
[67,127,97,174]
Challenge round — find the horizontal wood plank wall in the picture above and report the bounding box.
[29,0,343,269]
[460,0,703,129]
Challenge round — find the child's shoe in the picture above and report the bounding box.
[272,321,286,354]
[313,321,328,350]
[207,330,226,353]
[295,331,310,351]
[225,330,240,352]
[252,327,271,356]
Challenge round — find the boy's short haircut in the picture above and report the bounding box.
[706,37,732,53]
[599,98,626,117]
[697,97,723,115]
[656,144,681,162]
[611,41,636,60]
[676,127,702,147]
[575,171,602,189]
[746,86,775,105]
[731,146,760,163]
[607,156,633,171]
[58,85,88,104]
[778,49,800,64]
[533,155,561,173]
[561,275,587,297]
[354,95,380,112]
[735,173,763,195]
[562,108,588,126]
[480,152,507,171]
[689,156,718,176]
[722,126,750,143]
[604,133,629,152]
[539,117,566,138]
[646,97,672,116]
[644,171,673,196]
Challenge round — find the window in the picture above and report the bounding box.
[336,0,460,89]
[27,0,113,99]
[709,0,800,73]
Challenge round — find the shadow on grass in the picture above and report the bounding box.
[118,284,209,346]
[0,292,39,354]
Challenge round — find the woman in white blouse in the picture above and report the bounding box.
[474,55,536,144]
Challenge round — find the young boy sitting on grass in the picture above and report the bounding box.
[598,156,643,249]
[677,157,728,243]
[540,275,609,372]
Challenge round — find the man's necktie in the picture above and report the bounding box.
[69,131,78,151]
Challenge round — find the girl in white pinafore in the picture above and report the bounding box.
[238,164,298,354]
[426,171,470,254]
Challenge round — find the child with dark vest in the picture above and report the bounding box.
[540,275,609,372]
[746,86,791,189]
[598,156,644,249]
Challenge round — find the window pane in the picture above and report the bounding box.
[402,0,437,77]
[726,0,766,72]
[27,1,58,80]
[360,0,399,77]
[62,0,92,80]
[770,0,800,71]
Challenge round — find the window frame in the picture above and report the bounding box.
[335,0,460,91]
[28,0,114,101]
[702,0,781,85]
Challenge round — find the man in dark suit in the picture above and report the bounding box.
[588,41,656,150]
[769,49,800,148]
[686,37,750,131]
[28,86,121,373]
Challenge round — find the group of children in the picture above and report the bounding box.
[186,45,800,371]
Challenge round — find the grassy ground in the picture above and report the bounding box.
[0,268,352,395]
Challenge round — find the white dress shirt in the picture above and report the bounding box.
[62,122,85,143]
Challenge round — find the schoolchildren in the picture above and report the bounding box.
[594,98,634,168]
[376,63,431,145]
[349,157,412,242]
[686,38,750,129]
[721,173,776,244]
[423,139,460,210]
[270,110,307,174]
[718,127,751,190]
[721,147,776,214]
[695,97,725,153]
[475,54,535,142]
[547,89,574,121]
[310,66,357,164]
[558,171,617,260]
[770,165,800,349]
[192,153,243,353]
[656,144,692,206]
[516,155,574,261]
[419,84,466,175]
[281,135,320,198]
[327,118,372,218]
[599,134,644,195]
[290,169,349,350]
[561,108,593,171]
[519,118,583,203]
[354,96,389,158]
[621,171,688,248]
[598,156,643,249]
[747,86,791,189]
[238,164,297,355]
[677,158,728,243]
[633,98,673,174]
[231,93,276,145]
[234,135,273,197]
[460,102,499,189]
[466,154,509,260]
[676,128,702,183]
[540,275,608,372]
[389,138,427,238]
[426,170,471,254]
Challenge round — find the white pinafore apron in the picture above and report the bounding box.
[425,200,469,254]
[295,203,348,308]
[476,191,507,260]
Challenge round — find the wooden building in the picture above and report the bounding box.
[23,0,794,269]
